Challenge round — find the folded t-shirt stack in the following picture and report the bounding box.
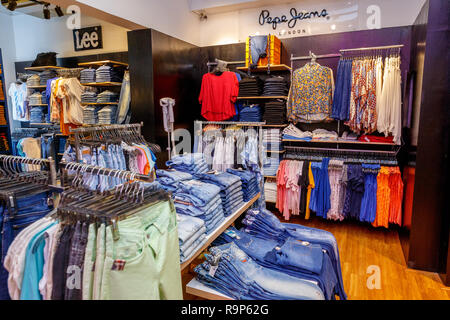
[263,155,280,177]
[156,169,193,193]
[40,70,58,86]
[226,168,260,202]
[81,91,98,104]
[282,124,312,141]
[263,128,283,151]
[238,77,263,97]
[80,68,96,83]
[97,90,119,103]
[96,65,123,83]
[197,172,244,217]
[263,100,286,124]
[239,104,262,122]
[177,214,208,263]
[174,180,225,234]
[166,153,209,174]
[26,75,40,87]
[263,77,288,96]
[312,129,338,141]
[29,92,43,105]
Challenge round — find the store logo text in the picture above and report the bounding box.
[259,8,329,30]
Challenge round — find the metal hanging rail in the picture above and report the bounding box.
[290,52,342,61]
[340,44,404,52]
[284,145,398,155]
[0,155,58,186]
[69,123,143,134]
[195,120,266,126]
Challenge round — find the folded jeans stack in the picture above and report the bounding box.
[98,106,117,124]
[263,77,288,96]
[238,77,263,97]
[166,153,209,174]
[39,70,58,86]
[96,90,119,103]
[156,169,193,193]
[29,106,46,123]
[26,75,40,87]
[263,100,286,124]
[82,106,99,124]
[263,156,280,177]
[238,104,262,122]
[197,172,244,217]
[96,65,123,83]
[226,168,259,202]
[81,91,98,104]
[80,68,96,83]
[177,214,208,263]
[174,180,225,234]
[194,241,325,300]
[29,92,43,105]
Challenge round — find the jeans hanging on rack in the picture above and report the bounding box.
[249,36,268,66]
[116,71,130,124]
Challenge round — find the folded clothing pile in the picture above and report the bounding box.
[98,106,117,124]
[238,77,263,97]
[264,180,277,203]
[226,168,260,202]
[29,92,43,105]
[156,169,193,193]
[263,100,286,124]
[282,124,312,141]
[197,172,244,217]
[263,155,280,177]
[26,74,40,87]
[83,106,100,124]
[29,106,46,123]
[96,65,123,83]
[312,129,338,141]
[39,70,58,86]
[97,90,119,103]
[174,179,225,234]
[357,134,394,143]
[263,77,288,96]
[339,131,358,141]
[194,241,326,300]
[238,104,262,122]
[177,214,208,263]
[166,153,209,174]
[81,91,97,104]
[80,68,96,83]
[263,128,282,151]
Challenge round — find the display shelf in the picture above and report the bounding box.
[24,66,63,71]
[180,192,260,271]
[266,150,285,154]
[261,124,288,127]
[27,85,46,89]
[237,64,291,72]
[81,82,122,87]
[263,175,277,179]
[78,60,128,68]
[282,139,396,146]
[237,96,288,100]
[29,123,57,126]
[29,104,48,107]
[186,278,233,300]
[81,102,118,105]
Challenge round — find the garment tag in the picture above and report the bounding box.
[111,259,126,271]
[209,265,218,277]
[252,210,260,215]
[224,229,237,238]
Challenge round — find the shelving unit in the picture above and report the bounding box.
[180,192,260,271]
[78,60,128,68]
[29,103,48,107]
[237,96,288,100]
[237,64,291,73]
[82,102,118,106]
[80,82,122,87]
[282,139,396,146]
[0,49,12,155]
[27,85,46,89]
[24,66,63,71]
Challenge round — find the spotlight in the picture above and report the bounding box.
[43,4,50,19]
[55,6,64,17]
[7,0,17,11]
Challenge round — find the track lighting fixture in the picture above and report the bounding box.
[55,5,64,17]
[7,0,17,11]
[43,4,50,19]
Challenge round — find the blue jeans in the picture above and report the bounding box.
[157,170,193,185]
[177,180,221,205]
[249,35,267,66]
[174,196,222,217]
[198,172,242,191]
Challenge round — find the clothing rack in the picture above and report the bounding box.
[290,51,341,82]
[59,160,155,188]
[0,155,58,186]
[339,44,404,52]
[284,145,398,155]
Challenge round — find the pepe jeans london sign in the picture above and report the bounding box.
[73,26,103,51]
[259,8,330,30]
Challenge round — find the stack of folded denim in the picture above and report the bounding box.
[282,124,313,141]
[226,168,259,202]
[98,106,117,124]
[97,90,119,103]
[80,68,96,83]
[263,100,286,124]
[263,77,288,96]
[238,208,347,300]
[197,172,244,217]
[29,106,46,123]
[173,179,225,234]
[165,153,208,174]
[262,155,280,176]
[156,169,193,193]
[81,91,98,104]
[83,106,99,124]
[238,104,262,122]
[177,214,208,263]
[96,65,123,83]
[263,128,283,151]
[29,92,43,105]
[194,241,326,300]
[26,74,40,87]
[39,70,58,85]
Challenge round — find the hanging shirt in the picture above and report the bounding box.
[287,62,334,123]
[8,82,28,121]
[199,71,239,121]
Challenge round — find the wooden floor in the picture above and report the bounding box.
[280,212,450,300]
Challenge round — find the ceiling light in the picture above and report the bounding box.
[43,4,50,19]
[55,6,64,17]
[7,0,17,11]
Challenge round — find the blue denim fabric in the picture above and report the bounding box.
[359,164,380,223]
[197,172,242,191]
[41,135,56,160]
[180,226,206,252]
[309,158,331,219]
[177,214,205,244]
[174,196,222,217]
[175,180,221,206]
[156,169,193,186]
[249,35,268,66]
[343,164,365,220]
